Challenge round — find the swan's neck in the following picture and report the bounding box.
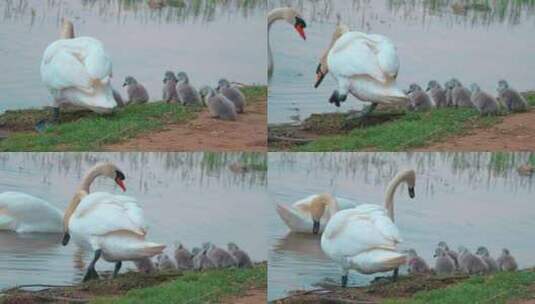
[384,174,406,222]
[78,168,103,193]
[268,8,291,30]
[320,25,348,71]
[63,190,87,232]
[61,21,74,39]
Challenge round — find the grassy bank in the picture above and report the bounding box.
[1,263,266,304]
[270,93,535,152]
[0,86,265,152]
[277,269,535,304]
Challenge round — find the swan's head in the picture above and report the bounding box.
[87,162,127,192]
[176,71,190,84]
[497,80,509,93]
[280,7,307,40]
[202,242,214,251]
[217,78,231,91]
[227,242,239,251]
[60,18,75,39]
[123,76,138,87]
[199,85,215,101]
[502,248,511,256]
[476,246,490,257]
[426,80,441,92]
[309,193,336,234]
[450,78,462,88]
[469,83,481,94]
[407,84,423,95]
[163,71,177,84]
[438,241,450,251]
[404,248,418,258]
[401,169,416,198]
[192,247,201,256]
[434,247,447,258]
[458,246,469,255]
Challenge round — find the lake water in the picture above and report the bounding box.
[0,0,266,113]
[268,0,535,124]
[268,152,535,301]
[0,152,268,290]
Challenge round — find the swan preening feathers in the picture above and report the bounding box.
[41,19,118,118]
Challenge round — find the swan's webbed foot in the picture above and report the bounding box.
[112,261,122,279]
[35,107,60,133]
[329,90,347,107]
[341,275,348,288]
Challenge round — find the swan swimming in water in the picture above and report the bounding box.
[62,163,165,282]
[267,7,307,79]
[314,16,407,117]
[276,193,357,234]
[39,19,117,129]
[320,169,416,287]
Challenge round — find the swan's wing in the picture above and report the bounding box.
[328,32,399,83]
[72,192,146,237]
[334,197,357,210]
[322,208,399,257]
[0,192,62,218]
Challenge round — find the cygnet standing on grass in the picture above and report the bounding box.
[199,86,238,121]
[497,80,528,113]
[470,83,499,116]
[227,242,253,268]
[203,242,237,268]
[192,247,216,271]
[155,253,176,271]
[123,76,149,105]
[174,242,194,271]
[407,84,433,111]
[475,246,499,273]
[497,248,518,271]
[162,71,179,103]
[405,248,430,274]
[427,80,447,108]
[134,257,156,274]
[438,241,459,269]
[434,247,455,275]
[217,79,246,113]
[449,78,474,108]
[458,246,488,275]
[176,71,201,106]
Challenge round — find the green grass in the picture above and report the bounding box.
[295,108,499,152]
[0,102,195,151]
[91,264,266,304]
[384,271,535,304]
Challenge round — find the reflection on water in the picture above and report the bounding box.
[268,152,535,301]
[268,0,535,124]
[0,0,266,112]
[0,152,268,290]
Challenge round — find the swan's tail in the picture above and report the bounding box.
[350,249,406,274]
[276,204,314,233]
[98,232,166,261]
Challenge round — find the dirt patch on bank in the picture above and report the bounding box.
[105,95,267,152]
[222,287,267,304]
[416,109,535,151]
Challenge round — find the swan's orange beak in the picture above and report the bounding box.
[115,178,126,192]
[295,24,306,40]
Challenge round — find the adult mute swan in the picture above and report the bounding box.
[314,17,407,117]
[268,7,307,79]
[0,163,127,234]
[320,169,416,287]
[0,192,63,233]
[62,163,165,281]
[40,19,117,127]
[276,193,357,234]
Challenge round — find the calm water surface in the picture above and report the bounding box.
[268,152,535,301]
[0,0,266,112]
[0,152,268,290]
[268,0,535,124]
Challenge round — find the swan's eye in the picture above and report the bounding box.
[115,170,125,181]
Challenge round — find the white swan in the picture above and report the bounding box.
[276,193,357,234]
[40,19,117,119]
[320,169,416,287]
[0,192,63,233]
[0,163,127,234]
[63,163,165,281]
[267,7,307,79]
[314,17,407,114]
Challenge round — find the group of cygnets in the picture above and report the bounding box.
[406,241,518,276]
[120,72,246,121]
[134,241,253,273]
[407,79,528,116]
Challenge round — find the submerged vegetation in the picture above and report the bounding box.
[1,263,266,304]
